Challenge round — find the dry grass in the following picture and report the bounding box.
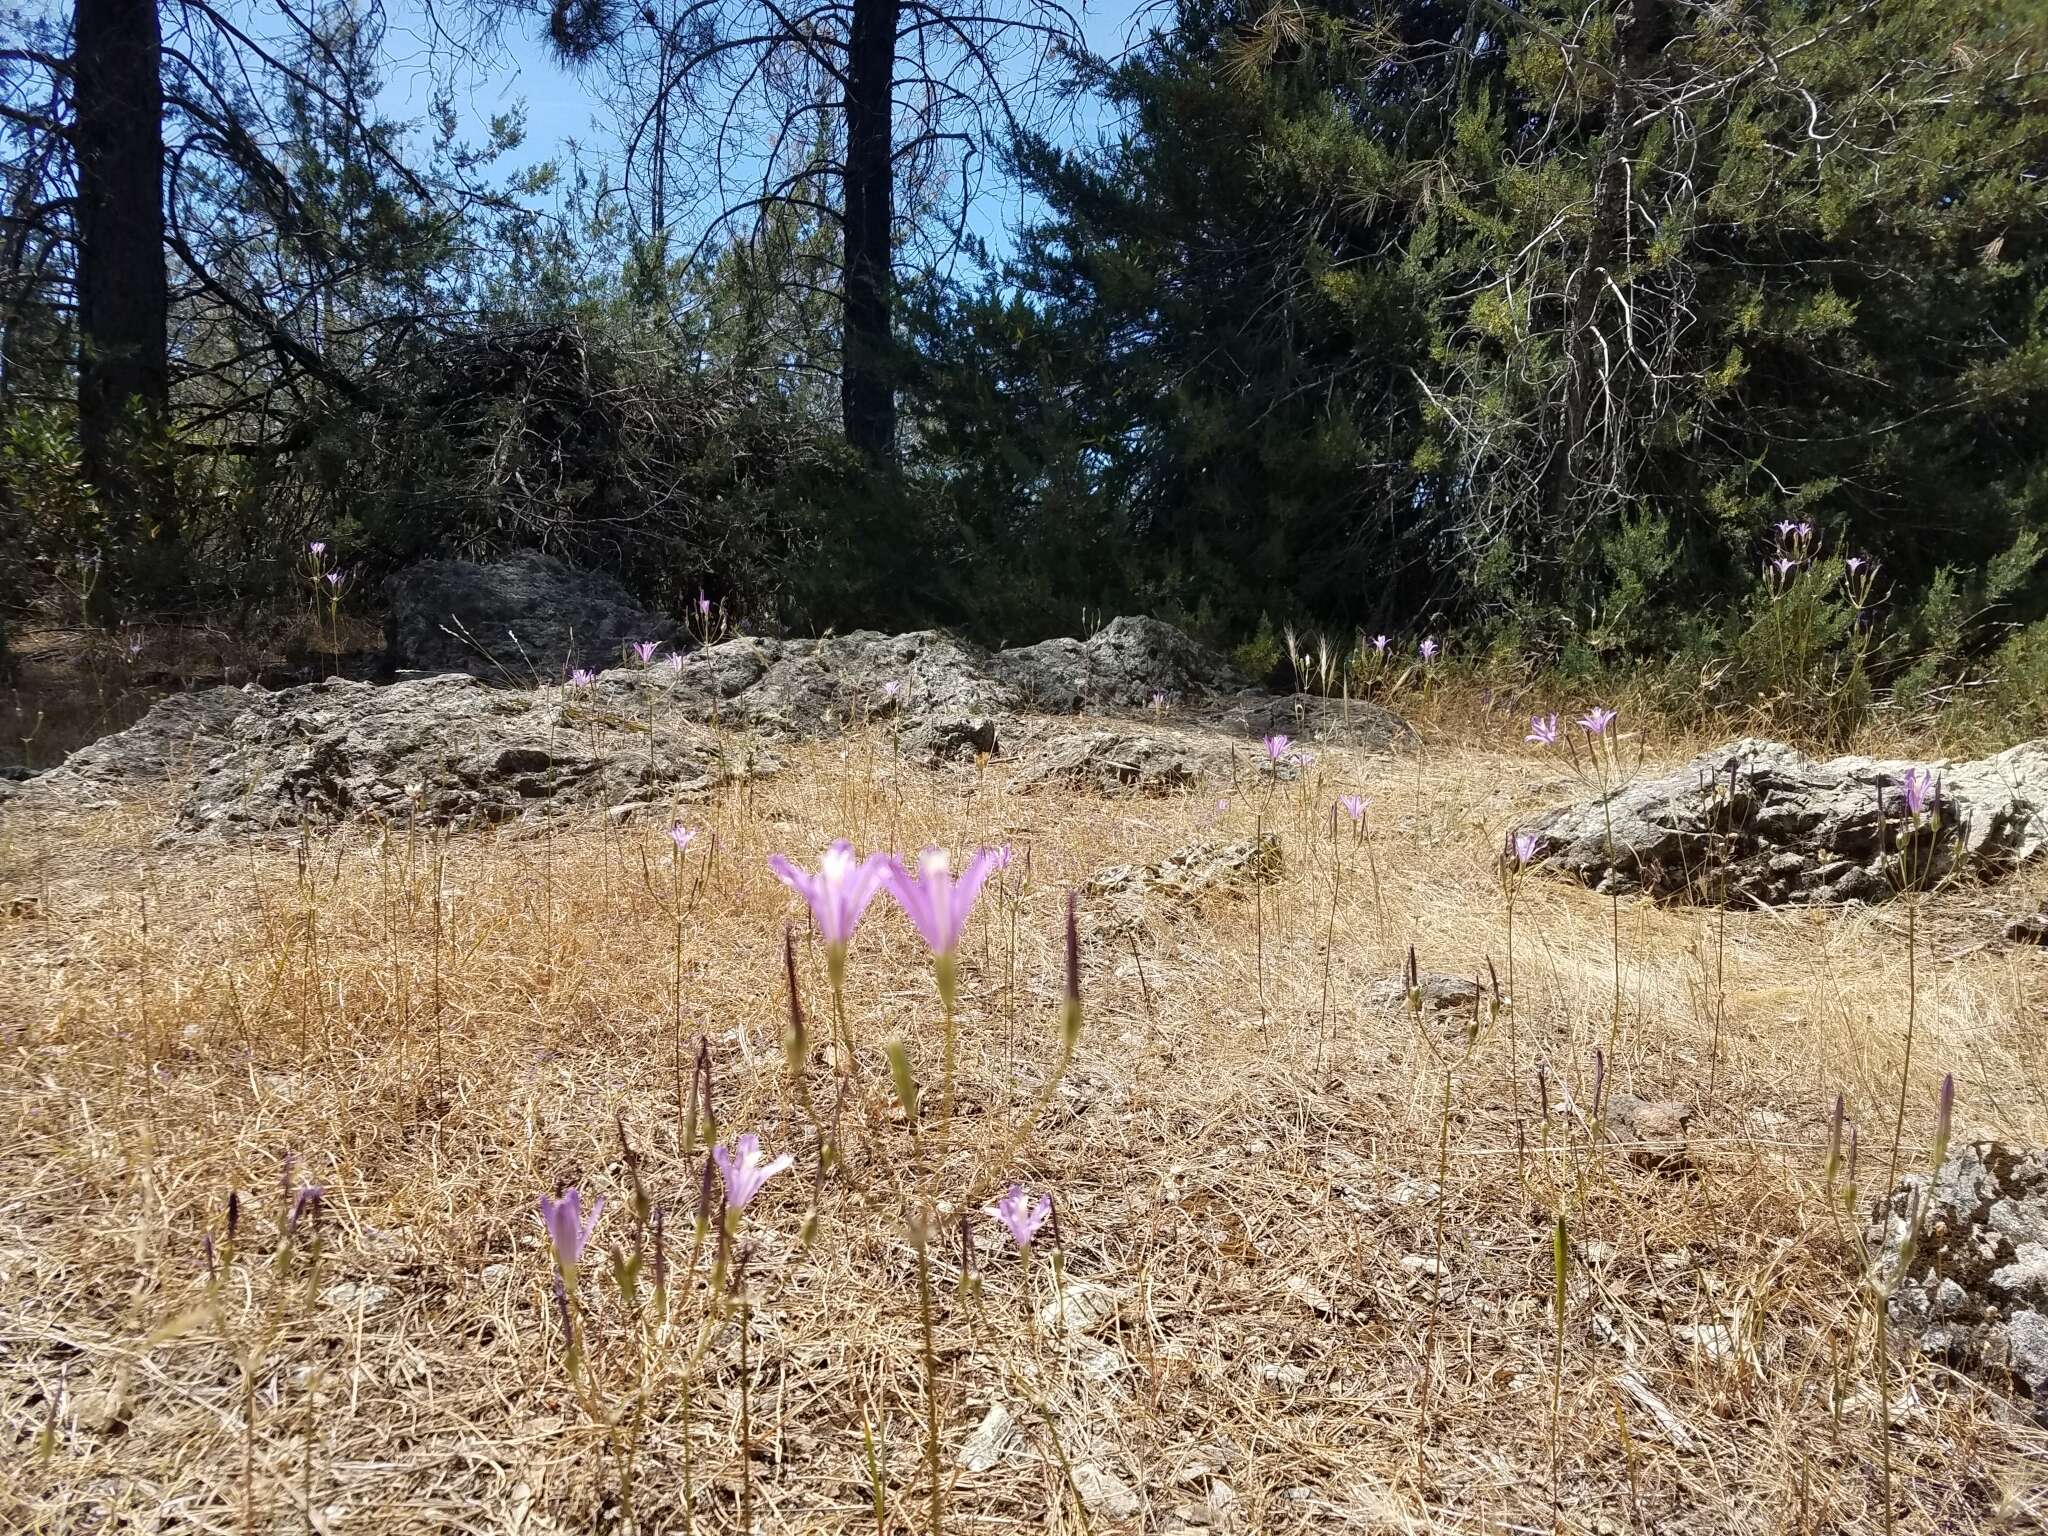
[3,707,2047,1534]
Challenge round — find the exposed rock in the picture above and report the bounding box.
[1366,972,1484,1014]
[1069,1462,1142,1522]
[386,551,675,678]
[900,713,1000,765]
[1041,1280,1126,1337]
[1519,737,2048,905]
[7,616,1409,830]
[167,674,752,835]
[1012,730,1223,795]
[1604,1094,1694,1175]
[2005,908,2048,945]
[1089,834,1283,904]
[956,1403,1019,1473]
[1870,1142,2048,1414]
[991,615,1246,713]
[1224,692,1416,751]
[1,688,248,812]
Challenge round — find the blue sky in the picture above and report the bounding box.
[364,0,1160,255]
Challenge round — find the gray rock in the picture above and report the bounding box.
[9,616,1406,831]
[1604,1093,1695,1176]
[1225,692,1417,751]
[1366,972,1484,1014]
[901,713,1000,766]
[386,551,676,678]
[1011,730,1223,795]
[1520,737,2048,905]
[2006,908,2048,945]
[991,615,1246,712]
[1871,1142,2048,1414]
[1089,834,1283,904]
[2,688,249,812]
[164,674,754,835]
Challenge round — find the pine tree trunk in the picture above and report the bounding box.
[841,0,899,464]
[73,0,173,592]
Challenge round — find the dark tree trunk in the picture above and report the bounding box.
[841,0,899,464]
[73,0,173,587]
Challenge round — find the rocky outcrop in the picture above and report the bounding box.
[1520,737,2048,904]
[5,617,1407,833]
[0,689,247,811]
[990,615,1247,712]
[1010,730,1224,795]
[386,551,676,678]
[1872,1143,2048,1415]
[1089,833,1282,904]
[1225,692,1416,751]
[6,674,755,834]
[179,675,752,834]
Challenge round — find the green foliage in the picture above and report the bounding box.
[5,0,2048,748]
[1232,613,1284,687]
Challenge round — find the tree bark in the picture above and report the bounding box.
[841,0,900,464]
[73,0,173,587]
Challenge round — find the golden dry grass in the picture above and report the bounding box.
[3,707,2047,1534]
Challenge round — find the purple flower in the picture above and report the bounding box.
[986,1185,1052,1248]
[568,669,596,689]
[1526,713,1559,746]
[713,1133,793,1211]
[664,652,685,673]
[285,1185,324,1239]
[990,844,1014,871]
[1297,749,1317,768]
[1513,832,1539,867]
[768,841,890,953]
[1794,521,1813,541]
[538,1188,603,1270]
[883,680,901,698]
[1262,734,1292,764]
[1774,520,1796,538]
[668,823,697,852]
[1577,706,1617,737]
[697,591,712,616]
[1771,557,1796,579]
[308,541,326,556]
[1899,767,1938,817]
[883,847,1002,956]
[1151,690,1166,709]
[632,640,660,665]
[324,570,343,588]
[1337,794,1367,823]
[1215,798,1229,813]
[1419,637,1439,662]
[1372,635,1389,655]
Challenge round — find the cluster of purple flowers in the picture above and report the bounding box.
[767,839,1008,965]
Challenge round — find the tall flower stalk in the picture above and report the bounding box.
[1883,768,1943,1193]
[882,846,1001,1161]
[1503,830,1538,1124]
[769,841,890,1079]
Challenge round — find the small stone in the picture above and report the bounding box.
[1070,1462,1141,1521]
[320,1281,394,1312]
[1399,1254,1441,1278]
[956,1402,1018,1473]
[1041,1280,1124,1337]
